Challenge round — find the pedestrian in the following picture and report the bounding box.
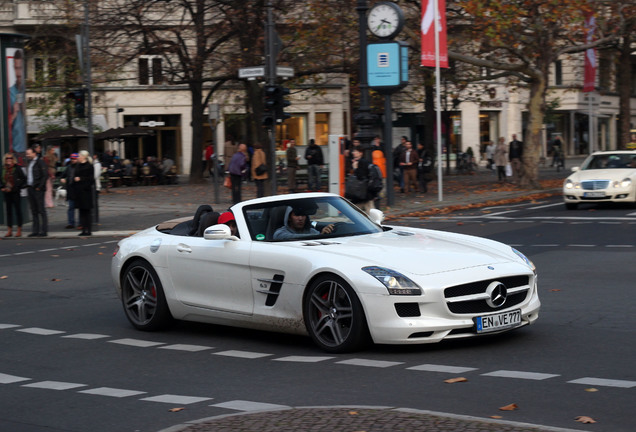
[73,150,95,236]
[485,140,495,171]
[371,136,387,207]
[204,141,214,177]
[60,153,79,228]
[416,143,433,193]
[494,137,508,182]
[346,147,376,215]
[25,146,48,237]
[228,143,248,204]
[251,142,268,198]
[43,146,58,208]
[286,139,300,193]
[93,153,103,192]
[399,141,419,193]
[392,136,407,192]
[304,139,324,191]
[550,135,563,170]
[509,133,523,184]
[1,152,26,237]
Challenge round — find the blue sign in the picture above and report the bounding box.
[367,42,408,93]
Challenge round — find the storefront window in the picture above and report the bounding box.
[276,114,306,149]
[315,113,330,146]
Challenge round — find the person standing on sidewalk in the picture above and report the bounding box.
[485,140,495,171]
[286,139,299,193]
[60,153,78,228]
[348,147,376,215]
[494,137,508,182]
[1,153,26,237]
[509,133,523,184]
[228,143,248,204]
[25,146,48,237]
[304,139,324,191]
[399,141,419,193]
[251,143,268,198]
[74,151,95,236]
[393,136,407,192]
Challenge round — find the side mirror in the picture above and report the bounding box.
[203,224,238,241]
[571,167,580,173]
[368,208,385,225]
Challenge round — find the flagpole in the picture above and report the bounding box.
[434,0,443,202]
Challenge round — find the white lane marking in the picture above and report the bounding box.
[13,251,35,255]
[0,373,30,384]
[482,370,560,380]
[158,344,213,352]
[23,381,87,390]
[336,358,404,368]
[0,324,21,329]
[62,333,110,340]
[108,338,165,348]
[213,350,272,359]
[140,394,212,404]
[17,327,65,336]
[407,364,478,374]
[606,244,634,248]
[527,202,563,210]
[568,377,636,388]
[567,244,596,247]
[79,387,147,398]
[81,243,101,247]
[212,400,291,411]
[37,248,58,252]
[530,244,559,247]
[274,356,335,363]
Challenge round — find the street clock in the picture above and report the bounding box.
[367,2,405,39]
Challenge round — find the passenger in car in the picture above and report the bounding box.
[218,211,239,237]
[273,206,334,240]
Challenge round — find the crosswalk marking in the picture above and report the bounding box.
[213,350,271,359]
[158,344,213,352]
[140,394,213,404]
[568,377,636,389]
[108,338,165,348]
[212,400,291,411]
[482,370,560,380]
[274,356,334,363]
[336,358,404,368]
[79,387,147,398]
[23,381,87,390]
[0,373,30,384]
[17,327,65,336]
[62,333,110,340]
[407,364,478,374]
[0,324,20,329]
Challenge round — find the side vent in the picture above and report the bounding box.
[257,274,285,306]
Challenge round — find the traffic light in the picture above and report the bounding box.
[262,85,277,127]
[275,86,291,123]
[66,89,86,118]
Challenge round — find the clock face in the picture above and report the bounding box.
[367,2,404,39]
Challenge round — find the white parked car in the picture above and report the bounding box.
[563,150,636,210]
[112,193,540,352]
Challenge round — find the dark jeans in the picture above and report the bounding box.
[27,187,47,235]
[255,179,265,198]
[67,199,76,226]
[3,191,23,227]
[230,173,242,204]
[307,164,321,191]
[496,165,506,181]
[79,208,92,234]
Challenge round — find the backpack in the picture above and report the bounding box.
[367,163,383,195]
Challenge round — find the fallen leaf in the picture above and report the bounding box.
[550,289,561,292]
[97,252,103,255]
[584,388,598,392]
[169,407,185,412]
[0,275,8,279]
[444,377,468,384]
[575,416,596,424]
[51,278,61,282]
[490,415,503,419]
[499,403,518,411]
[348,411,359,415]
[51,255,59,257]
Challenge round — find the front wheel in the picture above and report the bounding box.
[565,202,578,210]
[121,260,172,331]
[303,274,369,353]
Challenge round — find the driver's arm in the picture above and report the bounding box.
[320,224,335,235]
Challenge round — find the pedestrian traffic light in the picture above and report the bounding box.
[66,89,86,118]
[262,85,277,127]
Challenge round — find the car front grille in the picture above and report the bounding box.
[444,275,531,314]
[581,180,609,190]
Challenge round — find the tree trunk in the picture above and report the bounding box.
[617,34,633,149]
[520,77,546,189]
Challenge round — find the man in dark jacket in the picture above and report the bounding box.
[60,153,78,228]
[25,146,48,237]
[509,134,524,184]
[304,139,324,191]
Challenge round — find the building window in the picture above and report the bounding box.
[34,58,45,82]
[139,56,163,85]
[554,60,562,86]
[315,113,330,146]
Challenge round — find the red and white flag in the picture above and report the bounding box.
[583,12,596,92]
[421,0,448,68]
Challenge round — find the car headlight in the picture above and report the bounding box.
[512,248,536,272]
[564,179,580,189]
[619,178,632,188]
[362,266,422,296]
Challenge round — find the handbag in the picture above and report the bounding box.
[344,174,368,202]
[255,163,267,176]
[505,163,512,177]
[223,175,232,188]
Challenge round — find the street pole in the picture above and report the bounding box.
[384,95,394,207]
[355,0,377,156]
[266,0,277,196]
[83,0,98,223]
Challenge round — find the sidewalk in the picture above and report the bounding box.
[6,158,577,239]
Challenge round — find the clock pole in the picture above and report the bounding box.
[354,0,377,156]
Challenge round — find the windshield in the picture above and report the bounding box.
[582,153,636,170]
[242,196,383,242]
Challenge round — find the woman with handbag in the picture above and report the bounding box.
[228,143,249,204]
[251,142,268,198]
[1,153,26,237]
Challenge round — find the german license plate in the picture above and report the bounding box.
[475,309,521,333]
[583,191,605,198]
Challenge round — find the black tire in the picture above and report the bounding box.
[565,202,578,210]
[303,274,369,353]
[121,260,172,331]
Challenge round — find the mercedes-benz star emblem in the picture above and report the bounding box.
[486,281,508,308]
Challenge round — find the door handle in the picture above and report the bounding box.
[176,244,192,253]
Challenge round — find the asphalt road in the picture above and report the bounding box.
[0,197,634,432]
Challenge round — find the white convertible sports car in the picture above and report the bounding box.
[563,150,636,210]
[112,193,540,353]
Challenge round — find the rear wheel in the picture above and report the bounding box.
[121,260,172,330]
[303,274,369,353]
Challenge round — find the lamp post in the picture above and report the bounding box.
[354,0,377,155]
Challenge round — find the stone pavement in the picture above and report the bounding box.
[6,157,579,239]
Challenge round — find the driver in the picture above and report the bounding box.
[273,205,334,240]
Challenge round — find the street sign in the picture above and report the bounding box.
[139,121,164,127]
[276,66,294,78]
[238,66,265,79]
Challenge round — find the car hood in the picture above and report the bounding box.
[289,227,518,276]
[568,168,636,181]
